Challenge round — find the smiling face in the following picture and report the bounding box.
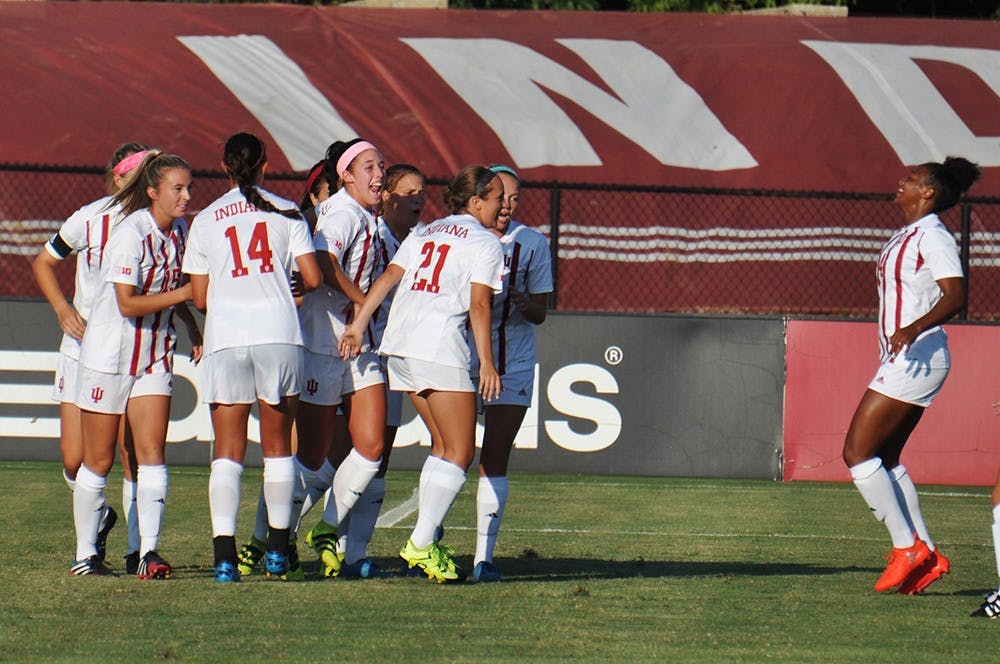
[381,172,426,233]
[893,166,934,220]
[495,172,519,234]
[470,175,505,229]
[342,148,385,210]
[147,167,192,227]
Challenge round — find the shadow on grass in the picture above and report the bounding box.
[481,555,872,582]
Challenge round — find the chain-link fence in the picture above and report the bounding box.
[3,164,999,320]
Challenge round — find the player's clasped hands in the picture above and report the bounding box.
[339,324,363,359]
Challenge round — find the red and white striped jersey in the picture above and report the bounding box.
[380,214,504,369]
[471,220,553,375]
[299,187,387,354]
[183,187,314,355]
[43,195,128,359]
[875,213,962,362]
[79,208,188,376]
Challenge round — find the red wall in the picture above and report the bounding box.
[783,320,1000,486]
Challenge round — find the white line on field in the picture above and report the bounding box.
[376,487,419,527]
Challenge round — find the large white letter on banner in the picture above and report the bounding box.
[402,38,757,171]
[178,35,357,171]
[803,41,1000,166]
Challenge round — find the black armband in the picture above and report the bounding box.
[48,232,74,259]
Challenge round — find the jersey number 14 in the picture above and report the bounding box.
[225,222,274,278]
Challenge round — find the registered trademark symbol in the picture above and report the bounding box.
[604,346,623,365]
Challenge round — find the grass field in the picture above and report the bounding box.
[1,460,998,662]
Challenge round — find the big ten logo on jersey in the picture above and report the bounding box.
[393,362,622,453]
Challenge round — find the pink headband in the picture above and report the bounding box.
[113,150,150,176]
[336,141,377,178]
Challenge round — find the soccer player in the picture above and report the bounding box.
[333,163,427,578]
[182,133,321,583]
[971,401,1000,617]
[296,139,390,578]
[842,157,980,594]
[33,143,149,574]
[340,164,505,583]
[71,151,202,578]
[469,165,552,583]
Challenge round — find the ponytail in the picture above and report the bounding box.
[223,133,301,220]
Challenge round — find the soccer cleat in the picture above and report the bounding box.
[236,536,266,576]
[136,550,172,580]
[214,560,240,583]
[124,551,140,575]
[281,544,305,581]
[306,521,341,578]
[874,538,930,592]
[70,555,115,577]
[971,590,1000,618]
[472,560,502,583]
[399,539,464,584]
[264,550,289,578]
[340,558,392,579]
[95,505,118,563]
[898,549,950,595]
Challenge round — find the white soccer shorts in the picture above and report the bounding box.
[201,344,303,406]
[300,349,347,407]
[386,356,474,395]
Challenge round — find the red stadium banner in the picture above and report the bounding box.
[0,4,997,194]
[783,320,1000,486]
[2,5,998,311]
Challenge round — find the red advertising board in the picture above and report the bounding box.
[784,320,1000,486]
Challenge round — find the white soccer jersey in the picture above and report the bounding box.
[484,220,553,374]
[372,216,409,347]
[183,187,314,355]
[43,195,128,359]
[875,213,962,362]
[299,188,387,354]
[79,209,188,376]
[379,214,504,369]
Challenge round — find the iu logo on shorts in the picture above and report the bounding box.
[57,376,64,392]
[90,386,105,403]
[306,379,319,395]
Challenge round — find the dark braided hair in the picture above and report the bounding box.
[920,156,981,214]
[223,133,301,220]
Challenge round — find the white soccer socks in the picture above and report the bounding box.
[343,477,386,565]
[475,475,509,565]
[72,464,107,561]
[323,449,380,529]
[263,455,295,531]
[411,457,466,549]
[136,464,168,557]
[850,457,914,548]
[209,458,243,537]
[889,464,935,551]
